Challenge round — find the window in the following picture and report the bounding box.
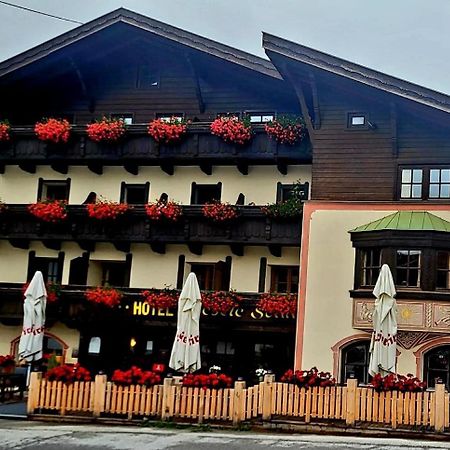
[396,250,421,287]
[424,346,450,389]
[216,341,235,355]
[190,261,230,291]
[400,169,423,199]
[33,257,60,283]
[437,251,450,289]
[270,266,299,294]
[120,183,149,205]
[341,341,370,384]
[38,180,70,201]
[190,183,221,205]
[429,169,450,199]
[347,113,367,128]
[136,65,159,88]
[246,112,275,123]
[110,113,133,125]
[361,248,382,286]
[102,261,129,287]
[277,182,309,203]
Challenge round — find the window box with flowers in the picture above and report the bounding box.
[0,121,11,143]
[111,366,161,387]
[46,363,91,383]
[86,200,129,220]
[265,116,306,145]
[141,288,178,309]
[257,293,297,317]
[371,373,426,392]
[210,116,252,145]
[84,286,123,308]
[201,290,243,314]
[261,181,304,220]
[35,118,71,145]
[145,201,183,222]
[86,117,126,143]
[28,200,67,223]
[182,373,233,390]
[281,367,336,388]
[147,117,187,144]
[202,201,238,223]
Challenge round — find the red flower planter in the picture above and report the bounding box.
[371,373,426,392]
[202,201,238,222]
[111,366,161,387]
[265,117,306,145]
[257,293,297,316]
[46,363,91,383]
[281,367,335,388]
[85,287,123,308]
[201,291,243,314]
[145,201,182,221]
[86,118,126,143]
[141,289,178,309]
[28,200,67,223]
[147,118,187,144]
[35,118,71,144]
[0,122,11,142]
[182,373,233,390]
[210,116,252,145]
[86,201,129,220]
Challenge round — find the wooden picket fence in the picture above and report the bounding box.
[27,373,450,432]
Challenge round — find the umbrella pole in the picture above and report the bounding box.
[25,363,31,387]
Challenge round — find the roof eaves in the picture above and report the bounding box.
[263,32,450,114]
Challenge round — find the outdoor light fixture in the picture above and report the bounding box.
[130,337,137,349]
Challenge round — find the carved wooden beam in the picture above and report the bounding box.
[42,240,61,251]
[236,161,248,175]
[51,162,68,175]
[277,161,288,175]
[150,242,166,254]
[18,163,36,174]
[113,241,131,253]
[188,243,203,255]
[76,240,95,252]
[269,244,282,257]
[124,163,139,175]
[160,161,174,176]
[200,162,212,175]
[87,163,103,175]
[309,72,321,130]
[185,53,205,114]
[230,244,244,256]
[390,102,398,157]
[9,239,30,249]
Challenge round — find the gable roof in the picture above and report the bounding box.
[350,211,450,233]
[0,8,281,80]
[263,33,450,114]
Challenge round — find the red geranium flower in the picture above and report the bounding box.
[147,117,187,144]
[202,201,238,222]
[182,372,233,390]
[22,281,60,303]
[0,121,11,142]
[257,293,297,316]
[201,291,243,314]
[265,116,306,145]
[281,367,335,388]
[112,366,161,387]
[86,200,129,220]
[210,116,252,145]
[46,363,91,383]
[145,201,182,222]
[0,354,15,368]
[28,200,67,223]
[35,118,71,144]
[85,286,123,308]
[141,289,178,309]
[371,373,426,392]
[86,117,126,143]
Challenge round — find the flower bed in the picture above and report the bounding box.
[86,200,129,220]
[86,117,126,143]
[201,291,243,314]
[281,367,336,388]
[182,373,233,390]
[147,117,187,144]
[35,118,71,144]
[84,286,123,308]
[202,201,238,222]
[210,116,252,145]
[0,122,10,142]
[145,201,183,221]
[28,200,67,223]
[141,289,178,309]
[265,116,306,145]
[371,373,426,392]
[257,293,297,316]
[46,363,91,383]
[111,366,161,387]
[22,281,60,303]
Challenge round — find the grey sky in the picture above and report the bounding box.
[0,0,449,94]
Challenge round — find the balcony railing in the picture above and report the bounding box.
[0,205,301,253]
[0,124,311,174]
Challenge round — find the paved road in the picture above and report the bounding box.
[0,420,448,450]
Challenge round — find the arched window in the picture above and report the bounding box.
[10,332,68,363]
[424,346,450,389]
[341,341,370,384]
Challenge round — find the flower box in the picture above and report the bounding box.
[182,373,233,390]
[28,200,67,223]
[84,286,123,308]
[86,200,129,220]
[210,116,252,145]
[147,117,187,144]
[201,290,243,314]
[35,118,71,144]
[257,293,297,316]
[202,201,238,222]
[145,201,183,222]
[371,373,426,392]
[0,122,11,142]
[141,289,178,309]
[86,117,126,143]
[46,363,91,383]
[111,366,161,386]
[265,116,306,145]
[281,367,335,388]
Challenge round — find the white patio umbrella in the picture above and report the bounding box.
[368,264,398,377]
[18,271,47,362]
[169,272,202,373]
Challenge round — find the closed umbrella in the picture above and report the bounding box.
[18,271,47,362]
[368,264,397,377]
[169,273,202,373]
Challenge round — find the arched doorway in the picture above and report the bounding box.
[10,332,68,363]
[424,346,450,389]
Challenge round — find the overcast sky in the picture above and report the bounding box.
[0,0,449,94]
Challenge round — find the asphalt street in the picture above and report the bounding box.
[0,420,448,450]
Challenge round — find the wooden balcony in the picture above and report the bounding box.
[0,205,301,254]
[0,124,311,175]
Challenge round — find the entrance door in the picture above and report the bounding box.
[424,346,450,389]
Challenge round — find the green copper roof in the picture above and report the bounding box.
[351,211,450,233]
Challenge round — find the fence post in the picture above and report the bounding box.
[345,378,358,426]
[27,371,42,414]
[161,377,174,421]
[434,383,446,433]
[93,374,107,417]
[233,380,246,425]
[262,374,275,421]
